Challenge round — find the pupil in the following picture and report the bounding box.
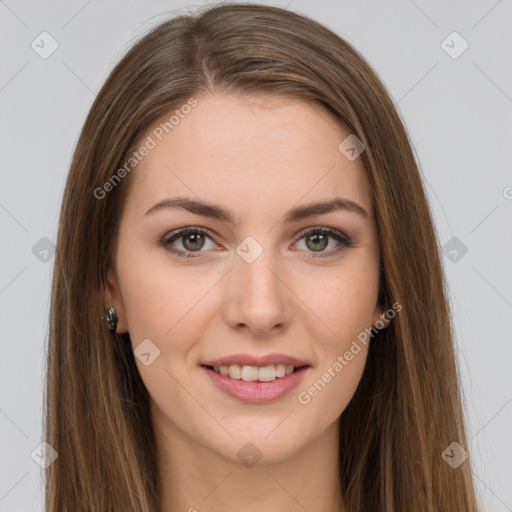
[184,233,204,251]
[307,233,328,251]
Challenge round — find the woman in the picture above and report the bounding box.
[44,3,479,511]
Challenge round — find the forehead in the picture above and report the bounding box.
[123,92,373,222]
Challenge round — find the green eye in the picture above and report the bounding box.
[161,226,353,259]
[295,227,353,257]
[180,232,207,251]
[161,228,214,258]
[305,232,329,251]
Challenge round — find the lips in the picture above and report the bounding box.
[202,353,309,368]
[200,353,311,403]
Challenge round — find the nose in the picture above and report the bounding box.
[222,249,290,337]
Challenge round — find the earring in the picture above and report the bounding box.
[103,305,120,334]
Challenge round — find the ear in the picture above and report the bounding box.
[371,301,390,330]
[104,268,128,333]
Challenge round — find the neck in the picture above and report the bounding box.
[154,413,345,512]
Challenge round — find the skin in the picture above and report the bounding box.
[105,92,384,512]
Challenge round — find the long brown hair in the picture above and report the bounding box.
[44,3,479,510]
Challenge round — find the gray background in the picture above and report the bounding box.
[1,0,511,510]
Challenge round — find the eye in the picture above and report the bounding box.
[160,227,216,258]
[160,226,353,259]
[293,227,353,258]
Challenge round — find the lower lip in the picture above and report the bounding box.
[202,365,310,403]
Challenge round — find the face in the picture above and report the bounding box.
[106,92,383,465]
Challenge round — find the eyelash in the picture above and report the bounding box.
[159,226,353,259]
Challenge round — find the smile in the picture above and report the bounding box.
[207,363,296,382]
[201,364,310,403]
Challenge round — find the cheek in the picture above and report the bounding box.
[117,247,221,348]
[296,276,374,427]
[299,256,380,348]
[293,255,378,416]
[298,342,369,435]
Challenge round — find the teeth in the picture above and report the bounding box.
[241,365,259,381]
[228,365,242,379]
[212,363,298,381]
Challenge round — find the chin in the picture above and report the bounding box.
[204,422,311,467]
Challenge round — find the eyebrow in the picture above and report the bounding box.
[144,196,368,222]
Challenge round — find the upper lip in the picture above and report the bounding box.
[202,353,309,368]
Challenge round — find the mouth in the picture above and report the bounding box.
[201,363,307,382]
[200,360,311,403]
